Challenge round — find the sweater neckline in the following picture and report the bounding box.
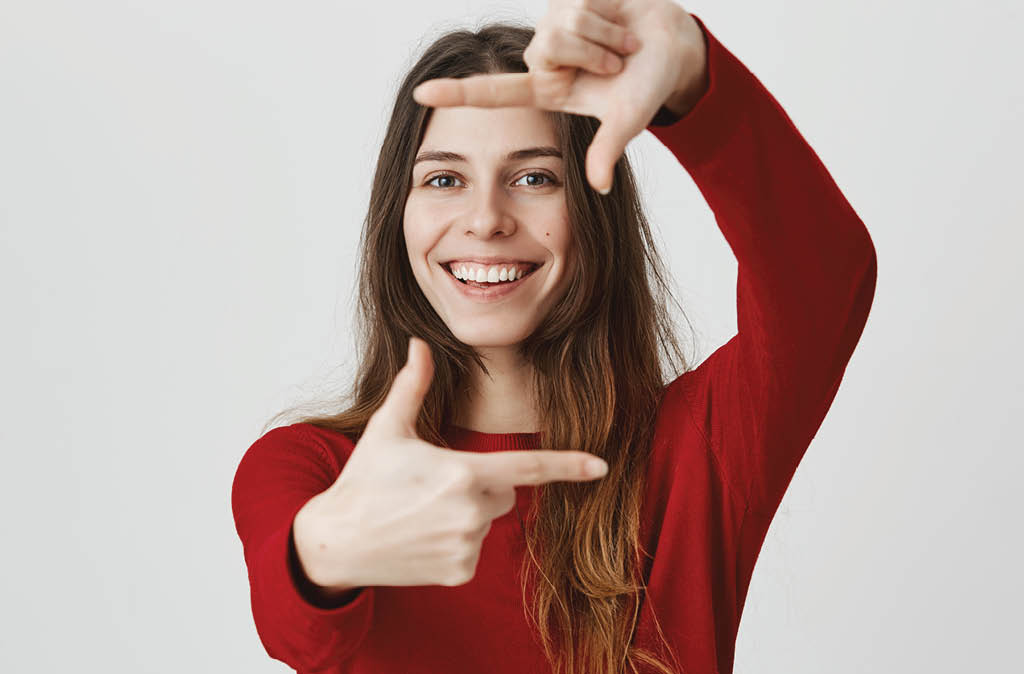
[441,421,542,452]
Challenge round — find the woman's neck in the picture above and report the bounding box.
[452,346,539,434]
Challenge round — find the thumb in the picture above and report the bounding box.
[376,336,435,437]
[587,110,638,195]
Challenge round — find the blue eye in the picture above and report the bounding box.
[425,172,558,189]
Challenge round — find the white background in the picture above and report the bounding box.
[2,0,1021,671]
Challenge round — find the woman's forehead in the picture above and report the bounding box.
[418,105,558,158]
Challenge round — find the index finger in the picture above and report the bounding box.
[412,73,537,108]
[464,449,609,489]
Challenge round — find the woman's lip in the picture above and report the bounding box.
[442,259,541,266]
[438,262,540,302]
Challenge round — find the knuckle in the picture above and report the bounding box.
[458,506,486,535]
[458,544,479,564]
[523,42,535,63]
[446,567,474,586]
[458,553,478,575]
[442,552,477,586]
[444,461,476,490]
[534,72,571,107]
[533,43,555,70]
[595,45,614,69]
[545,29,563,53]
[440,567,468,586]
[498,489,517,514]
[565,9,586,34]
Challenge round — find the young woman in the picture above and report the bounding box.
[231,1,877,673]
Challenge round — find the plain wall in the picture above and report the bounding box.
[1,0,1020,671]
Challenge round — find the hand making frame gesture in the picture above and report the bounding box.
[412,0,709,194]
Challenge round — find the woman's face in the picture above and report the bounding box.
[403,105,575,349]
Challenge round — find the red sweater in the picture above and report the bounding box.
[231,14,877,674]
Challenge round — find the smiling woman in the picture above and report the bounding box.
[230,2,877,673]
[404,104,577,375]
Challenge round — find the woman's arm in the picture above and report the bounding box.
[230,424,374,670]
[650,14,878,517]
[409,1,877,521]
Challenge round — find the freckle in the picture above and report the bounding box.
[545,232,550,236]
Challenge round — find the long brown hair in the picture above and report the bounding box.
[264,20,696,674]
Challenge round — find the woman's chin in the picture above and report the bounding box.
[449,324,532,350]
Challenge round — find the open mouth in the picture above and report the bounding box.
[442,262,542,286]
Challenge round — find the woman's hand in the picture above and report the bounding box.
[292,337,610,590]
[412,0,708,194]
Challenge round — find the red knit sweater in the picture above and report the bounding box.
[231,14,877,674]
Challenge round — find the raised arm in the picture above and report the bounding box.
[230,424,374,670]
[648,14,878,517]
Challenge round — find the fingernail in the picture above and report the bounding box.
[624,33,640,52]
[587,458,608,476]
[605,53,622,73]
[598,184,611,195]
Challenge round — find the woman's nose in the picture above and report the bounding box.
[463,184,517,238]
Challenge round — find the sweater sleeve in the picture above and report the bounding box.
[230,423,374,670]
[647,14,878,517]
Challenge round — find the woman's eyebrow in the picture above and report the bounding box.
[413,145,563,166]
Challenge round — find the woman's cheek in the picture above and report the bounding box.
[403,199,429,252]
[403,200,446,286]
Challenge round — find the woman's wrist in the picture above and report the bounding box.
[661,10,710,119]
[662,69,708,118]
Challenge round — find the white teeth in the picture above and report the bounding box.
[449,263,533,283]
